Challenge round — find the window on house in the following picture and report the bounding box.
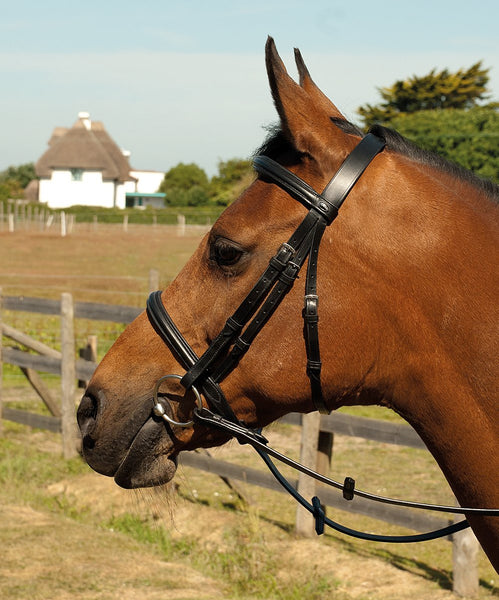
[71,168,83,181]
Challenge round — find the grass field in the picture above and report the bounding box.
[1,224,208,384]
[0,226,497,599]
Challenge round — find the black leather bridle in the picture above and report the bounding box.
[146,132,499,542]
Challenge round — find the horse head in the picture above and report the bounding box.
[77,38,498,567]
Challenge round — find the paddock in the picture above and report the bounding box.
[0,226,496,597]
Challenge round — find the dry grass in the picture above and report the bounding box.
[0,224,208,305]
[0,227,497,598]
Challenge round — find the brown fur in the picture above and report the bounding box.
[78,38,499,568]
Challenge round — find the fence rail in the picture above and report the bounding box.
[0,292,480,596]
[0,201,217,235]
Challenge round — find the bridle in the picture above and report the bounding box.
[146,132,499,543]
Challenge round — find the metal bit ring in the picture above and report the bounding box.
[152,374,203,428]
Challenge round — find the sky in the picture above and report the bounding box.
[1,0,498,176]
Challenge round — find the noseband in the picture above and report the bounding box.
[146,132,498,542]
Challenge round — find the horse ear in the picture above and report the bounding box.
[294,48,345,118]
[265,37,357,160]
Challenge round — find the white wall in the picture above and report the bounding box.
[38,169,126,209]
[129,170,164,194]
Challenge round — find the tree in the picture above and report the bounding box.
[0,162,37,200]
[0,162,37,188]
[388,107,499,183]
[158,162,209,205]
[358,62,492,128]
[209,158,253,206]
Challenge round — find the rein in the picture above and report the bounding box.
[146,133,499,543]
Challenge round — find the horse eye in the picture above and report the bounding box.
[211,238,244,267]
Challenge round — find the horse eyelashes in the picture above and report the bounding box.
[211,239,244,266]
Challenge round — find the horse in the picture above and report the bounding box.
[77,38,499,568]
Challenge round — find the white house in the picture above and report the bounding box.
[35,112,165,209]
[125,169,166,208]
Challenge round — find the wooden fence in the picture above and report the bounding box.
[0,200,216,235]
[0,292,481,596]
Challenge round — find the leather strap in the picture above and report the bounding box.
[253,133,386,414]
[180,212,319,393]
[303,218,328,413]
[147,292,239,423]
[253,133,386,216]
[321,133,386,209]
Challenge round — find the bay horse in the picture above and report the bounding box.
[77,38,498,568]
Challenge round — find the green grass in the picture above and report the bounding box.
[0,426,86,492]
[104,513,195,558]
[103,508,339,599]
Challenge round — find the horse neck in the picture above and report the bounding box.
[344,157,499,506]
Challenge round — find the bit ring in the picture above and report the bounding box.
[152,374,203,428]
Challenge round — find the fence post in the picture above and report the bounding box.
[60,293,78,458]
[316,428,334,517]
[453,520,479,597]
[149,268,160,293]
[295,412,321,536]
[177,214,186,236]
[78,335,98,389]
[60,211,66,237]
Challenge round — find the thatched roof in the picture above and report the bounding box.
[36,114,134,183]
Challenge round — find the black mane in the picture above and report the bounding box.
[368,122,499,201]
[255,119,499,202]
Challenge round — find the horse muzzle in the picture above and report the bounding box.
[77,388,179,488]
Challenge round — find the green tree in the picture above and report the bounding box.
[159,162,209,205]
[0,162,37,188]
[186,185,210,206]
[358,62,492,128]
[388,107,499,183]
[0,162,37,200]
[209,158,253,206]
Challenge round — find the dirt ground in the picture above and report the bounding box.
[1,471,496,600]
[0,409,496,600]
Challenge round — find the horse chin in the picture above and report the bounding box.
[113,417,178,489]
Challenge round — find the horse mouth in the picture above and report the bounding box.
[113,416,179,489]
[79,388,187,489]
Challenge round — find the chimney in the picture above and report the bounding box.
[78,111,91,130]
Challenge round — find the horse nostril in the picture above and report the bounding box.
[77,393,100,431]
[82,434,96,450]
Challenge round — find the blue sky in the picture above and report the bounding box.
[1,0,498,175]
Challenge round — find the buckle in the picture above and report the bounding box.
[269,242,295,271]
[303,294,319,322]
[279,261,300,286]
